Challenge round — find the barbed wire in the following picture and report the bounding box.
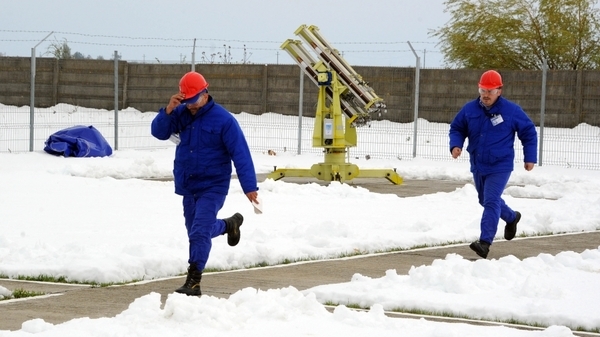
[0,29,437,47]
[0,39,441,54]
[0,29,442,64]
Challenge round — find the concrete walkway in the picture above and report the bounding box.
[1,176,598,333]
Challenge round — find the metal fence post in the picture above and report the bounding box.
[408,41,420,158]
[29,31,53,151]
[297,67,304,155]
[191,38,196,72]
[114,50,119,151]
[539,58,547,167]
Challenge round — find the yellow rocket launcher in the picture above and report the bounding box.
[268,25,402,185]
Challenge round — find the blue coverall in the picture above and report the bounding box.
[151,96,257,270]
[449,96,537,244]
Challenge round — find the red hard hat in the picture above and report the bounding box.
[478,70,503,90]
[179,72,209,104]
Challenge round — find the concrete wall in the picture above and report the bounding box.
[1,56,599,128]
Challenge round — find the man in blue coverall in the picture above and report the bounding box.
[449,70,537,259]
[151,71,259,295]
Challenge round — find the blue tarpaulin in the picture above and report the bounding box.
[44,125,113,157]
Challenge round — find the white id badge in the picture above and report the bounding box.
[491,114,504,126]
[169,133,181,145]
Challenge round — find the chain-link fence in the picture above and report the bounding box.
[1,101,599,170]
[1,61,599,170]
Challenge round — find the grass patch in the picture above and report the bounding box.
[517,231,557,238]
[0,288,45,301]
[0,274,144,288]
[17,274,71,284]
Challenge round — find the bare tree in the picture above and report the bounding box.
[241,44,253,64]
[219,44,233,64]
[46,38,72,59]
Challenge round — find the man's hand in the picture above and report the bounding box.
[165,93,184,114]
[524,162,534,171]
[246,191,258,204]
[451,147,462,159]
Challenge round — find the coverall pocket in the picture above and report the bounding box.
[485,149,510,164]
[200,125,222,146]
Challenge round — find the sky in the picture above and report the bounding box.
[1,103,600,336]
[0,0,450,67]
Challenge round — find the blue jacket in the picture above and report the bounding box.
[151,97,257,197]
[449,96,538,174]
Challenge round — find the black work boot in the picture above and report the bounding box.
[469,240,491,259]
[224,212,244,246]
[504,211,521,241]
[175,263,202,296]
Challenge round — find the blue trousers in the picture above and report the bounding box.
[472,171,518,244]
[182,192,227,271]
